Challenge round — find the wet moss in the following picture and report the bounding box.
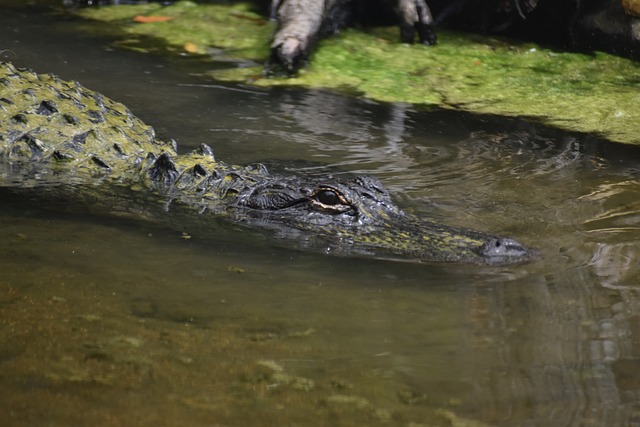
[75,1,273,60]
[71,2,640,145]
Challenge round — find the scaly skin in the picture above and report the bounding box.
[268,0,436,73]
[0,62,535,264]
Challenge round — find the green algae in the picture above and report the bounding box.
[216,28,640,145]
[70,1,640,145]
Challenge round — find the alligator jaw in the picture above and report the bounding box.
[312,228,536,266]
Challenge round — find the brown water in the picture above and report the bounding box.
[3,4,640,427]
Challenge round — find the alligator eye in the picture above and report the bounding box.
[310,188,351,213]
[316,190,341,205]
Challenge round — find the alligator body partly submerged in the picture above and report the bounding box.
[0,62,534,265]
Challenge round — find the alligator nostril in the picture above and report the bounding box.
[482,237,529,258]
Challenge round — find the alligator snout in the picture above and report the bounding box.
[481,237,533,263]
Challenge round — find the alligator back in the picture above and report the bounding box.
[0,62,174,186]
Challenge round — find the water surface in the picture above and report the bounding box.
[2,5,640,426]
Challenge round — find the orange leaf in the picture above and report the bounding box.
[133,15,175,23]
[183,42,198,53]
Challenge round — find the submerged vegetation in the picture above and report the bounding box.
[69,1,640,145]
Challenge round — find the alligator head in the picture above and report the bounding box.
[231,173,535,265]
[147,150,534,265]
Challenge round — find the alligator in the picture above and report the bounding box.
[269,0,437,72]
[0,61,535,265]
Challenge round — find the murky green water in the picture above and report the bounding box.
[3,4,640,427]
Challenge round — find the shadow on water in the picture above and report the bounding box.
[3,3,640,427]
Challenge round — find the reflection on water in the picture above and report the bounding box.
[3,4,640,427]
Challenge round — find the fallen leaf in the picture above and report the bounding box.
[133,15,175,23]
[183,42,199,53]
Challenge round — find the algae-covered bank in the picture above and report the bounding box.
[61,1,640,145]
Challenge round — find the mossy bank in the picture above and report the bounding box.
[61,1,640,145]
